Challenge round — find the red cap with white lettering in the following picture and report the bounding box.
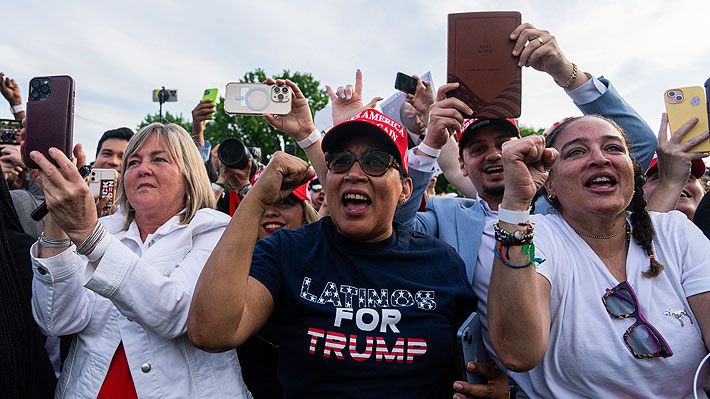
[322,109,409,170]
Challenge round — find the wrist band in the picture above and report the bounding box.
[10,104,24,114]
[38,232,72,248]
[417,142,441,158]
[297,129,321,149]
[557,63,578,89]
[211,182,225,191]
[498,207,530,225]
[86,232,111,262]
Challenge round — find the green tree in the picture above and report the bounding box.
[204,69,329,161]
[519,124,544,137]
[137,111,192,132]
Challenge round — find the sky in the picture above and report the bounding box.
[3,0,710,162]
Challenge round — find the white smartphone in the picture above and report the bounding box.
[89,168,119,215]
[457,312,487,384]
[224,83,292,115]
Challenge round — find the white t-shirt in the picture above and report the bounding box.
[509,211,710,398]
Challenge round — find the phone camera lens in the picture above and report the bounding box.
[40,84,50,94]
[676,95,683,101]
[204,89,210,95]
[273,87,280,93]
[668,91,676,98]
[30,90,40,100]
[31,80,40,89]
[278,93,284,100]
[281,87,288,93]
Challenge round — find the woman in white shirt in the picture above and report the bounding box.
[27,123,250,399]
[487,115,710,398]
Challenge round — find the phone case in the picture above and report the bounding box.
[224,83,292,115]
[395,72,417,95]
[89,168,119,213]
[23,75,75,169]
[664,86,710,152]
[202,88,219,116]
[447,11,522,118]
[457,312,487,384]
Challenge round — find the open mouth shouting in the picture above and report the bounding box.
[342,191,372,216]
[483,164,504,179]
[584,173,617,192]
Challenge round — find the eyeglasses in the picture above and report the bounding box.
[325,151,399,177]
[602,281,673,359]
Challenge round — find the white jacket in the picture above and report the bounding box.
[31,208,251,399]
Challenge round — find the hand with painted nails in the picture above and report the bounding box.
[263,78,316,141]
[326,69,382,126]
[452,361,509,399]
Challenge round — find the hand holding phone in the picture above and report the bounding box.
[224,83,292,115]
[22,75,75,169]
[395,72,417,95]
[664,86,710,153]
[202,88,219,117]
[457,312,487,384]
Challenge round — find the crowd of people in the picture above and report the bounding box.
[1,21,710,399]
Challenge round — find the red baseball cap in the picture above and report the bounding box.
[251,169,311,201]
[321,109,409,170]
[646,153,706,179]
[457,118,520,156]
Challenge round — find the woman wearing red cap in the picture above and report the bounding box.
[189,79,476,398]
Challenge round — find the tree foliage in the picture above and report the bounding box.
[204,69,329,161]
[137,111,191,132]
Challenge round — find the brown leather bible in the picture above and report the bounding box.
[447,11,522,118]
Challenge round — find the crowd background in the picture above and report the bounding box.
[2,0,709,165]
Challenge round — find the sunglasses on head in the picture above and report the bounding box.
[325,151,400,177]
[602,281,673,359]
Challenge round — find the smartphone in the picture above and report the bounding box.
[395,72,418,95]
[447,11,522,118]
[202,88,219,117]
[665,86,710,153]
[152,88,178,102]
[224,83,292,115]
[457,312,487,385]
[89,168,119,215]
[0,118,22,144]
[284,143,297,156]
[23,75,75,169]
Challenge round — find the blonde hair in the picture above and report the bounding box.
[301,199,321,225]
[115,123,216,230]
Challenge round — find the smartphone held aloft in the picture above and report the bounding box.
[224,82,292,115]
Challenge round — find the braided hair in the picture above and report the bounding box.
[545,115,663,278]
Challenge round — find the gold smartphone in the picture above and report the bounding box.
[665,86,710,152]
[223,83,292,115]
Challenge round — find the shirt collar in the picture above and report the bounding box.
[476,194,497,217]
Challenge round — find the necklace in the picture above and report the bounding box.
[573,222,629,240]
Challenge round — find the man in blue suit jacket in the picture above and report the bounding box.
[394,24,657,398]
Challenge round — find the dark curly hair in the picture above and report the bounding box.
[544,115,663,278]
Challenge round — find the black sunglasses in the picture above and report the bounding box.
[325,151,399,177]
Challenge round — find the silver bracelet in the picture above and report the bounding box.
[297,128,322,149]
[38,232,72,248]
[76,222,105,256]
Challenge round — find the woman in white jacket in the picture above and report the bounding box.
[27,123,250,399]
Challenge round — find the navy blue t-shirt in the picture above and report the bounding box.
[250,217,476,398]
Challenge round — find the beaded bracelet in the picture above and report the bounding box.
[494,241,546,269]
[494,223,534,246]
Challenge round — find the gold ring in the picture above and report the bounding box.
[536,37,544,45]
